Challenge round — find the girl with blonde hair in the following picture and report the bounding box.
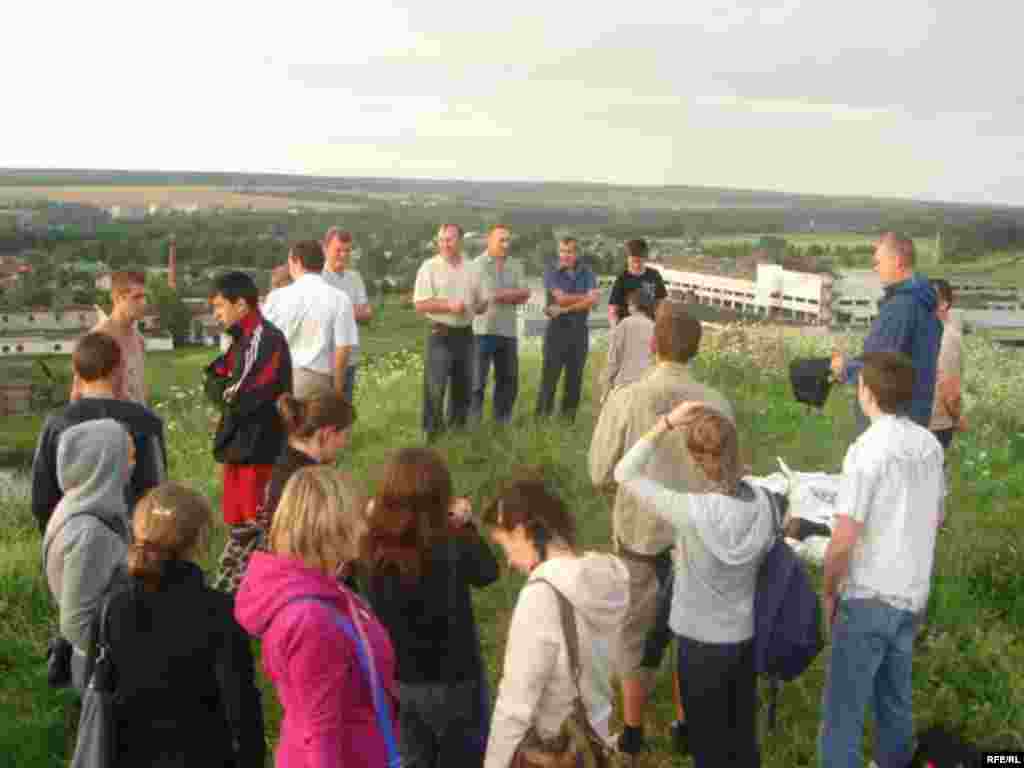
[235,466,399,768]
[102,482,266,767]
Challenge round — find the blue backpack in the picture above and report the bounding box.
[753,491,825,730]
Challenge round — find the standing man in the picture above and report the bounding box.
[73,270,149,404]
[204,271,292,574]
[831,232,943,436]
[819,352,944,768]
[262,240,357,400]
[608,239,668,327]
[413,223,487,440]
[321,227,373,401]
[471,224,531,425]
[535,237,601,422]
[589,302,733,760]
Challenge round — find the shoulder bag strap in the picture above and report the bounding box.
[280,595,401,768]
[529,578,583,696]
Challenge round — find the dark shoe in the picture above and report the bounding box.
[671,720,690,755]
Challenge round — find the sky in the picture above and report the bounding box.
[2,1,1022,206]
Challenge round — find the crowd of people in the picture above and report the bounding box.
[31,226,964,768]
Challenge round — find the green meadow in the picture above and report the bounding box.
[1,301,1022,766]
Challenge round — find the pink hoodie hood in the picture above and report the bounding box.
[235,552,397,768]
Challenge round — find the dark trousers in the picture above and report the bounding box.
[423,327,474,437]
[398,679,482,768]
[471,335,519,424]
[677,635,760,768]
[536,322,588,421]
[640,550,674,669]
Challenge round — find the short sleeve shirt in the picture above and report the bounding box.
[322,268,369,363]
[473,253,526,338]
[543,263,597,331]
[262,273,357,374]
[413,255,483,328]
[608,268,667,318]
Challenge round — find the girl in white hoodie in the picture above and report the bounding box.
[484,474,629,768]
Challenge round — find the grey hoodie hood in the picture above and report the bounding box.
[53,419,131,527]
[690,483,775,567]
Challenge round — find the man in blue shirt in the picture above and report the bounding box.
[536,236,601,422]
[831,232,943,436]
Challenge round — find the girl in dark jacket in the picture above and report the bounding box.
[104,483,265,767]
[214,392,356,593]
[364,447,500,768]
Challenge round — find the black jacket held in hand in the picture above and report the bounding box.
[204,309,292,466]
[104,560,266,768]
[367,526,499,685]
[31,398,166,533]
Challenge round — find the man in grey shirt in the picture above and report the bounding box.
[321,227,373,402]
[471,224,532,424]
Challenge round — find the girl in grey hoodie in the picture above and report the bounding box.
[42,418,133,688]
[484,475,629,768]
[614,401,774,768]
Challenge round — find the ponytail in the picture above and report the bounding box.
[127,540,172,592]
[129,483,212,592]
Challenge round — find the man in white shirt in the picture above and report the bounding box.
[321,227,373,402]
[820,351,944,768]
[262,240,358,400]
[413,223,487,439]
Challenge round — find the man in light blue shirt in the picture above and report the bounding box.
[471,224,531,424]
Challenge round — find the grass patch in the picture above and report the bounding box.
[1,303,1022,765]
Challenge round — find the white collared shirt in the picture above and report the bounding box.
[262,272,358,374]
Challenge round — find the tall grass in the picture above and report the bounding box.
[1,304,1022,766]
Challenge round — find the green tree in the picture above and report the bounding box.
[146,275,192,344]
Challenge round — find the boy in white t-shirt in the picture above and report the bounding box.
[819,351,944,768]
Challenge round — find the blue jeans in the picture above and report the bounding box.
[470,335,519,424]
[342,365,357,403]
[819,598,916,768]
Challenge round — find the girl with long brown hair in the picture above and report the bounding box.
[214,391,355,594]
[364,447,499,768]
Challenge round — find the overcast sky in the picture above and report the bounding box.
[3,1,1022,206]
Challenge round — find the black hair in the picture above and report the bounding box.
[211,271,260,308]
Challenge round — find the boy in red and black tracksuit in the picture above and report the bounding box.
[205,271,292,590]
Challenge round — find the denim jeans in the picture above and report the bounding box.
[819,598,917,768]
[470,335,519,424]
[423,327,474,438]
[342,365,357,403]
[536,322,589,422]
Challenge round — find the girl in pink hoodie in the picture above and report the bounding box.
[235,466,399,768]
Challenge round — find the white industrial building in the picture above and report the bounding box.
[650,263,834,323]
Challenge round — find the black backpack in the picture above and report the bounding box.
[753,491,825,730]
[789,357,834,408]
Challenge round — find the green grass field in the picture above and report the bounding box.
[1,302,1022,766]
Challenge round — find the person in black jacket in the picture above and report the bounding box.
[32,332,166,533]
[364,447,499,768]
[104,482,265,768]
[213,391,356,595]
[205,271,293,582]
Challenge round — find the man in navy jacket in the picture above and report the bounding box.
[832,233,943,435]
